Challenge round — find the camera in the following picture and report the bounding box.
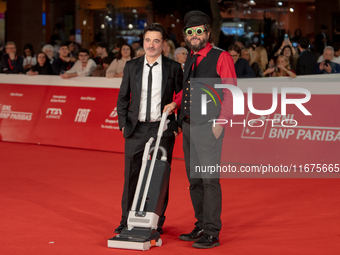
[325,60,331,66]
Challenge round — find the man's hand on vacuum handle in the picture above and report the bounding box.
[163,102,177,115]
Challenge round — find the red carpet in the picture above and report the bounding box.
[0,141,339,255]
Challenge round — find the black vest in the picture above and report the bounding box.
[179,47,224,125]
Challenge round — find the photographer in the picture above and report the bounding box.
[315,46,340,74]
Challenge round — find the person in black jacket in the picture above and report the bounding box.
[228,44,255,78]
[1,41,24,74]
[52,42,75,75]
[296,37,316,75]
[315,25,330,57]
[27,52,52,75]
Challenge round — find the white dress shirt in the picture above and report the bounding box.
[66,59,96,76]
[138,55,163,122]
[106,57,131,78]
[23,56,37,67]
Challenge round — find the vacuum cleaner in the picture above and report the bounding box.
[108,111,171,251]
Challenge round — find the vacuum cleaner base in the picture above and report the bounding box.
[108,227,162,251]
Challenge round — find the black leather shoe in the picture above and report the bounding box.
[114,223,127,234]
[192,234,220,249]
[157,226,163,234]
[179,226,204,241]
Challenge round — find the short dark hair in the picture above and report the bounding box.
[60,42,70,48]
[228,44,241,54]
[97,42,108,51]
[102,56,112,65]
[298,37,309,49]
[143,23,166,40]
[79,48,89,55]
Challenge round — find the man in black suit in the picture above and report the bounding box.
[114,23,183,234]
[296,37,316,75]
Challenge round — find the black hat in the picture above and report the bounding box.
[183,10,211,30]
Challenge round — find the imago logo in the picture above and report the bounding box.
[75,109,91,123]
[46,108,62,119]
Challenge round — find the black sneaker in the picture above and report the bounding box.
[179,226,204,241]
[192,233,220,249]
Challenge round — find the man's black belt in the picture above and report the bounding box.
[138,121,160,127]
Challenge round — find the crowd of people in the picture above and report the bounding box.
[1,25,339,79]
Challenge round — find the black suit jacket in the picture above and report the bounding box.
[117,55,183,138]
[235,58,255,78]
[315,32,330,54]
[296,50,316,75]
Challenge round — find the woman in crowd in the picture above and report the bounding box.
[88,41,98,59]
[241,48,263,77]
[106,44,135,78]
[228,44,255,78]
[163,39,175,60]
[279,45,297,72]
[23,43,37,73]
[264,55,296,78]
[67,41,78,59]
[27,52,52,75]
[174,47,188,70]
[42,44,55,64]
[274,38,298,71]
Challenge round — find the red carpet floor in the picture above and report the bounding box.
[0,141,339,255]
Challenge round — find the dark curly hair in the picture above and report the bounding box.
[144,23,166,40]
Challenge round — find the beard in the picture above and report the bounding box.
[185,35,208,52]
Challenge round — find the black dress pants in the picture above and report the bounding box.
[182,121,224,237]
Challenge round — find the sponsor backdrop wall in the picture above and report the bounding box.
[1,74,339,167]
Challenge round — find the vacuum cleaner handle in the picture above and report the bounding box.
[131,137,154,212]
[139,110,169,212]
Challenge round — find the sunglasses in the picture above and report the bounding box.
[185,27,205,36]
